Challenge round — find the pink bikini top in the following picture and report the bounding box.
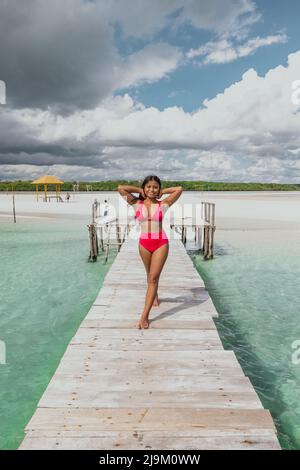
[135,200,163,222]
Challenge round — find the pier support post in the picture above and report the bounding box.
[201,201,216,260]
[88,224,98,262]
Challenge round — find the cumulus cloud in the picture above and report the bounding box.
[172,0,261,40]
[187,34,288,64]
[112,0,260,40]
[0,0,297,182]
[1,50,300,182]
[116,43,182,89]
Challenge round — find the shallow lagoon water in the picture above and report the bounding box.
[1,192,300,449]
[191,227,300,449]
[0,217,115,449]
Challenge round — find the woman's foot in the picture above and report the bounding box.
[153,294,159,307]
[138,314,150,329]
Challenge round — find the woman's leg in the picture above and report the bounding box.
[139,243,169,329]
[138,243,159,306]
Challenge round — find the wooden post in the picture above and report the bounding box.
[203,225,207,259]
[200,202,216,259]
[211,203,216,259]
[198,226,202,251]
[88,224,98,262]
[208,226,212,259]
[92,199,100,223]
[92,201,95,223]
[12,184,16,223]
[99,226,104,251]
[104,225,111,263]
[95,226,99,255]
[210,225,216,259]
[116,220,120,251]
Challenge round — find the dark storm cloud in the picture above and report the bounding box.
[0,152,107,168]
[0,0,117,112]
[0,0,257,114]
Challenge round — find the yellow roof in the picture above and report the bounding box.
[31,175,64,185]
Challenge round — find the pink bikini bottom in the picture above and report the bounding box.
[139,231,169,253]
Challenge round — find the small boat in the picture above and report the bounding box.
[95,213,117,226]
[94,200,116,226]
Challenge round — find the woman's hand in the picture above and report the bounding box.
[117,184,143,205]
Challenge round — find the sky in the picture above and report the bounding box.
[0,0,300,183]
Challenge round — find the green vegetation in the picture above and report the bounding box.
[1,179,299,191]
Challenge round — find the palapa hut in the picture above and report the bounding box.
[31,175,64,202]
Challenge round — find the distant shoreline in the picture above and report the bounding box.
[1,190,300,195]
[1,180,299,192]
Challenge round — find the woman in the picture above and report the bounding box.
[117,176,183,329]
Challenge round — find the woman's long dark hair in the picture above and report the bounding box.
[138,175,162,200]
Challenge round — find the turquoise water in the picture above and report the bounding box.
[191,228,300,450]
[1,212,300,450]
[0,217,115,449]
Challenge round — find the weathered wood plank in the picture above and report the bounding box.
[80,319,217,329]
[38,391,262,409]
[25,408,277,432]
[19,434,281,450]
[71,328,221,340]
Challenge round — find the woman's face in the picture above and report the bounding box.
[144,180,160,198]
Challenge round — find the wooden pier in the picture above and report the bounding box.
[19,238,280,450]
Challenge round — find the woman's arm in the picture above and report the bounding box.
[160,186,183,207]
[117,184,143,205]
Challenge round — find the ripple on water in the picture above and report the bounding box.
[191,229,300,450]
[0,218,116,449]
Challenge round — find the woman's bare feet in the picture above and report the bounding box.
[137,314,150,329]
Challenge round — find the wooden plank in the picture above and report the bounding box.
[41,374,254,392]
[19,434,281,450]
[37,375,262,407]
[56,349,245,376]
[38,391,262,409]
[70,328,221,340]
[45,362,246,378]
[25,408,277,432]
[80,319,217,329]
[90,300,219,318]
[58,349,239,362]
[68,338,223,351]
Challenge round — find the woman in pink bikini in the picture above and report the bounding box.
[117,176,183,329]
